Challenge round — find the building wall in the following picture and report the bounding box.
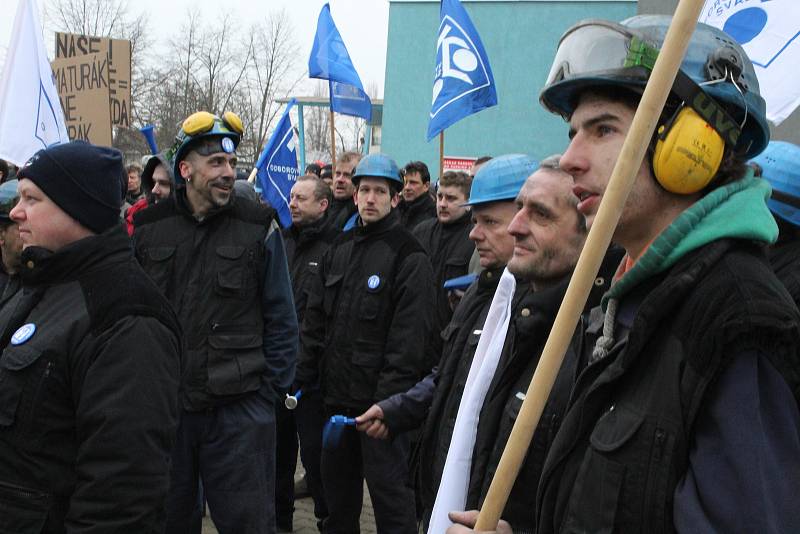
[637,0,800,145]
[382,1,637,176]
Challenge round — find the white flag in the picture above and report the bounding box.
[0,0,69,166]
[428,268,516,534]
[700,0,800,125]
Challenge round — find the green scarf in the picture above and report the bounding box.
[604,169,777,307]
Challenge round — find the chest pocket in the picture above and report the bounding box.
[0,345,47,429]
[359,274,387,321]
[562,404,644,534]
[0,479,50,534]
[215,246,256,298]
[323,273,344,317]
[142,246,176,292]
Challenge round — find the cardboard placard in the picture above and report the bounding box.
[55,32,131,129]
[51,53,113,146]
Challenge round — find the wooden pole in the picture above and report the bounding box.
[330,108,337,167]
[439,131,444,179]
[473,0,706,530]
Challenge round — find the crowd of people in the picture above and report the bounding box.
[0,13,798,534]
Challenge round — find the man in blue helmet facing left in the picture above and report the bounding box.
[133,111,297,533]
[750,141,800,309]
[296,153,435,534]
[449,15,800,534]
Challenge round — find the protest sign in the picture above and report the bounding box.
[50,53,112,145]
[55,32,132,128]
[443,156,477,173]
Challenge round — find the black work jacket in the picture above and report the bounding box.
[283,216,339,325]
[134,190,289,411]
[0,227,182,533]
[417,267,503,516]
[399,193,436,231]
[413,212,475,335]
[537,240,800,534]
[770,239,800,309]
[324,197,357,232]
[297,211,435,412]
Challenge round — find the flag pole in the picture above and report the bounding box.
[330,108,337,167]
[473,0,706,530]
[439,131,444,179]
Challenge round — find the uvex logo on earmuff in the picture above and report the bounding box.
[691,92,740,147]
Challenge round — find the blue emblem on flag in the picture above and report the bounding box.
[427,0,497,141]
[705,1,800,68]
[11,323,36,345]
[367,275,381,290]
[35,79,64,149]
[255,100,299,228]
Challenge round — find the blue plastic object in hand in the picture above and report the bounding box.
[322,415,356,450]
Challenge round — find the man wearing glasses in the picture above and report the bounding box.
[134,111,297,534]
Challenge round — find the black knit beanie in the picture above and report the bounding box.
[17,141,125,233]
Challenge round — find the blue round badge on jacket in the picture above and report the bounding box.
[11,323,36,345]
[367,275,381,290]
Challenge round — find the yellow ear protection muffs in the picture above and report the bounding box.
[653,106,726,194]
[651,49,745,195]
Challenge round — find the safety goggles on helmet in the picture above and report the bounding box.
[544,21,652,93]
[168,110,243,182]
[181,111,244,137]
[540,16,769,158]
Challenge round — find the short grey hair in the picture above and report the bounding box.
[539,154,562,170]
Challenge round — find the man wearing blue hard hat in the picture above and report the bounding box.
[0,179,23,306]
[750,140,800,308]
[133,111,297,533]
[450,15,800,534]
[296,153,435,533]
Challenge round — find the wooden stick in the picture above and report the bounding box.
[439,131,445,179]
[473,0,706,529]
[330,108,336,167]
[247,167,258,184]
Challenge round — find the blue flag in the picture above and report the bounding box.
[330,80,372,121]
[256,100,299,228]
[309,3,372,120]
[427,0,497,141]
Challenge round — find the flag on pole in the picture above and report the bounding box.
[700,0,800,125]
[427,0,497,141]
[0,0,69,166]
[255,100,299,228]
[309,3,372,120]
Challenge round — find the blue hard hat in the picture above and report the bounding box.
[464,154,538,206]
[540,15,769,158]
[352,154,402,186]
[750,141,800,227]
[0,179,18,222]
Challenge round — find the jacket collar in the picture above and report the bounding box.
[20,226,133,286]
[353,209,400,240]
[174,186,235,224]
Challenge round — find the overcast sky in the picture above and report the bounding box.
[1,0,390,96]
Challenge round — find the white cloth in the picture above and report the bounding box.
[700,0,800,125]
[428,268,516,534]
[0,0,69,166]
